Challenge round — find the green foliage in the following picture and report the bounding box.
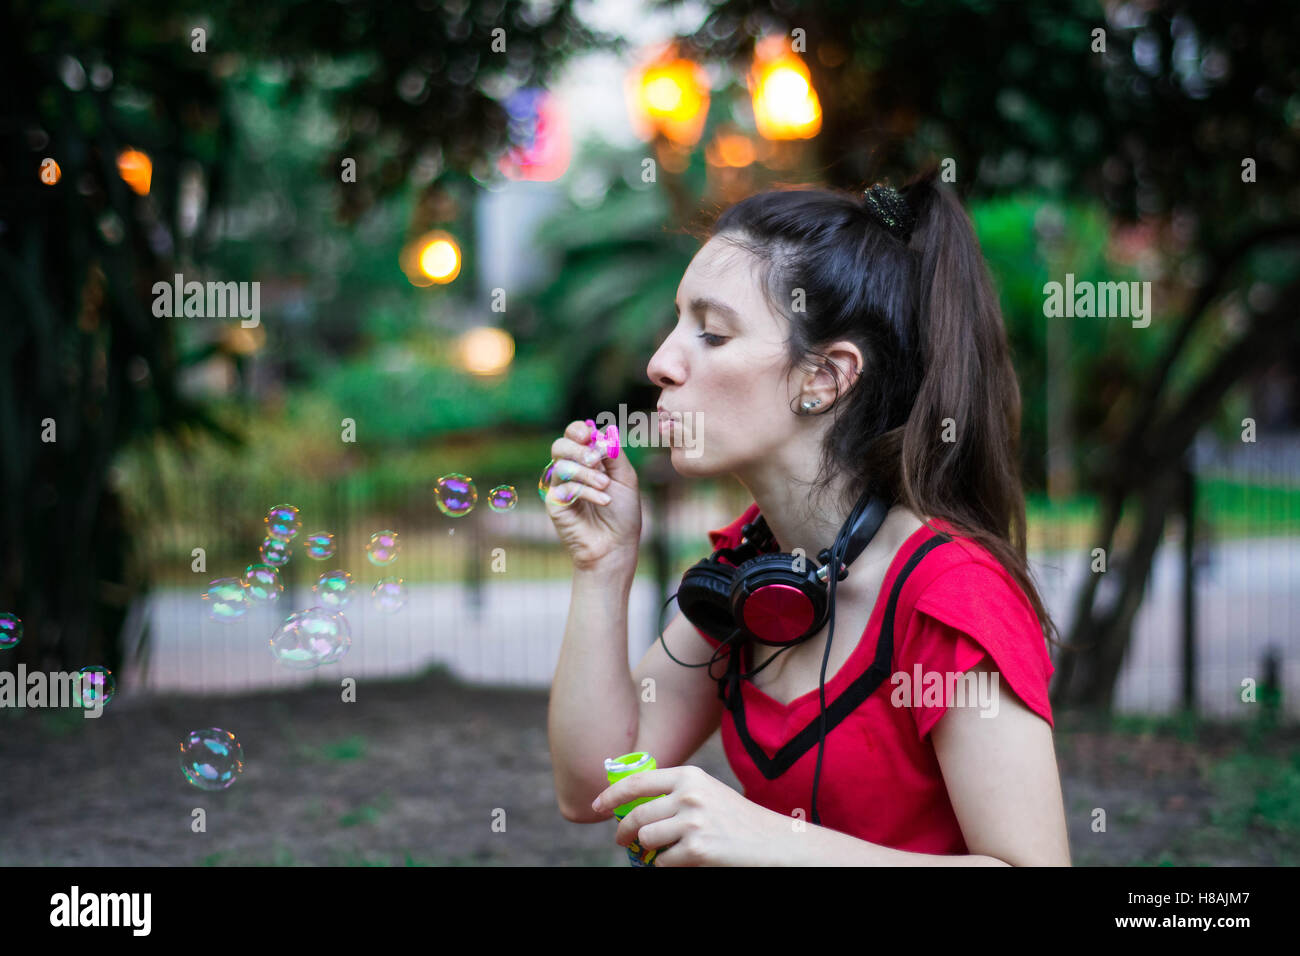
[1209,749,1300,839]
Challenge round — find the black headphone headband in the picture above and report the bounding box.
[743,490,891,581]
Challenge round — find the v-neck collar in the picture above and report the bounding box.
[739,519,942,712]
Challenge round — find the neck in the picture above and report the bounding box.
[737,469,859,568]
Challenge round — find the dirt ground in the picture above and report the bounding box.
[0,665,1296,866]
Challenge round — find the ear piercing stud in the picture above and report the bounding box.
[801,399,822,411]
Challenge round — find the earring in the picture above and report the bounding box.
[800,399,822,412]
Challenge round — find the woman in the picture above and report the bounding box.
[545,168,1071,866]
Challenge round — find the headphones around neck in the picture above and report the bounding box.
[676,490,892,648]
[660,489,894,829]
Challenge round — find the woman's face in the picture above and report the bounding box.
[645,234,801,476]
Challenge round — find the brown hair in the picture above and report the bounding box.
[705,166,1062,649]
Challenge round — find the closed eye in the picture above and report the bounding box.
[697,332,728,347]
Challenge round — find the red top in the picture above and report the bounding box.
[693,503,1055,856]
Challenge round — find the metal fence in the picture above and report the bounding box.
[122,437,1300,721]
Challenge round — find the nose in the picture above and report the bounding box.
[646,331,683,389]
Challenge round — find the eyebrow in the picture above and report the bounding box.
[674,295,741,326]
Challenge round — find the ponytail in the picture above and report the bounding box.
[894,168,1062,649]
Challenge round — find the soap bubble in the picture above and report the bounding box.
[179,728,244,791]
[538,460,558,501]
[260,537,291,567]
[372,578,407,613]
[243,564,282,604]
[304,531,336,560]
[203,577,248,622]
[0,612,21,650]
[316,614,352,665]
[314,569,355,609]
[366,530,399,566]
[269,607,351,669]
[435,473,477,517]
[538,459,577,509]
[264,504,301,542]
[488,484,518,512]
[76,665,115,707]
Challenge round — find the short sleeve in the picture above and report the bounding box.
[895,560,1055,740]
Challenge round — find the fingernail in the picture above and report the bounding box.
[606,425,620,459]
[585,420,597,444]
[591,797,602,811]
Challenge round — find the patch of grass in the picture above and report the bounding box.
[1107,711,1204,742]
[317,734,367,762]
[338,794,391,828]
[1207,749,1300,839]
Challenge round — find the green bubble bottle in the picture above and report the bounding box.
[604,751,664,867]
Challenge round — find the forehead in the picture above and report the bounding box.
[676,234,775,327]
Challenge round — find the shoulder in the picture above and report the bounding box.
[894,519,1055,731]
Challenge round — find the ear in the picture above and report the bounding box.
[802,341,863,404]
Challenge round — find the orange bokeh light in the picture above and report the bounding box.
[626,43,710,147]
[117,148,152,195]
[748,36,822,141]
[400,230,461,286]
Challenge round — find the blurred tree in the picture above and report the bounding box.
[0,0,621,673]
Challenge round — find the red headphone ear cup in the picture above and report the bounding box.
[677,559,739,642]
[728,554,829,646]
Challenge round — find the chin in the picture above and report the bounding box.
[667,444,717,477]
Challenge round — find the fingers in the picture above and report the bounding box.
[546,480,611,509]
[551,435,609,470]
[551,456,611,491]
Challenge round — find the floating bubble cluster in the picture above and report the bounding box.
[488,484,518,512]
[203,577,249,622]
[179,728,244,791]
[260,536,291,568]
[264,504,301,542]
[314,570,355,609]
[371,578,407,613]
[0,612,21,650]
[366,530,399,566]
[304,531,336,560]
[268,607,351,669]
[77,665,115,707]
[243,564,282,604]
[435,473,477,517]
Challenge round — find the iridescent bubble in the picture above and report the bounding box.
[76,665,116,707]
[316,613,352,665]
[435,473,477,517]
[264,503,301,542]
[304,531,336,560]
[371,578,407,613]
[314,570,355,609]
[538,459,577,509]
[179,728,244,791]
[243,563,282,604]
[0,612,21,650]
[366,530,400,566]
[203,577,248,622]
[538,460,557,501]
[488,484,518,512]
[260,537,291,567]
[269,607,351,670]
